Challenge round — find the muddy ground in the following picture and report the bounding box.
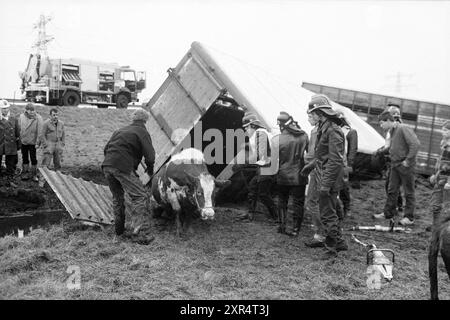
[0,105,449,300]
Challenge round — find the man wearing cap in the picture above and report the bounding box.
[238,111,277,221]
[18,103,43,181]
[373,110,420,226]
[303,94,348,257]
[102,108,155,241]
[0,99,21,187]
[276,111,308,236]
[374,104,404,214]
[335,110,358,219]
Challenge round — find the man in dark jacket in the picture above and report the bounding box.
[102,109,155,239]
[303,94,348,258]
[0,99,20,187]
[276,111,309,236]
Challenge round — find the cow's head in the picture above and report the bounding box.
[166,148,231,220]
[194,173,231,220]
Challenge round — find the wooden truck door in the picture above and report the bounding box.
[136,49,225,184]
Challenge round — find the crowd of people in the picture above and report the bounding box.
[0,99,65,188]
[2,94,449,262]
[233,93,446,259]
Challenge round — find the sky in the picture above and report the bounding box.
[1,0,449,105]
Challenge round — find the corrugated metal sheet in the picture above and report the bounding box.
[39,167,115,225]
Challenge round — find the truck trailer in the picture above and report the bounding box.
[301,81,450,176]
[19,54,146,108]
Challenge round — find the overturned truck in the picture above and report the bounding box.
[136,41,386,197]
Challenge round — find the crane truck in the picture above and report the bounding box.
[19,53,146,108]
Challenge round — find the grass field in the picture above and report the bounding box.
[0,104,448,300]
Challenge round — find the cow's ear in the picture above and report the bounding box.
[214,179,231,189]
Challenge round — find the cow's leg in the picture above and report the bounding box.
[175,211,183,237]
[184,212,194,235]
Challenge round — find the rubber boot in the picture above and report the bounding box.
[115,208,125,236]
[31,165,39,182]
[21,164,30,180]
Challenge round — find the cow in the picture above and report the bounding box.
[149,148,230,236]
[428,190,450,300]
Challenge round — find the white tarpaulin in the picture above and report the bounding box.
[193,42,385,154]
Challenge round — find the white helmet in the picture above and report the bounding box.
[0,99,11,109]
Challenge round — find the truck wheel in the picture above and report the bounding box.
[116,94,129,109]
[63,91,80,107]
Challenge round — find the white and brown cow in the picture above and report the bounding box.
[150,148,230,236]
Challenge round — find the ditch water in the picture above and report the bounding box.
[0,210,67,237]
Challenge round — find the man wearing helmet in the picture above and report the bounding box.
[237,111,277,221]
[303,94,348,258]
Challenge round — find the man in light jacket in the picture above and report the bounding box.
[373,110,420,226]
[18,103,43,181]
[237,112,278,221]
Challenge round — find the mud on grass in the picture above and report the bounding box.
[1,178,449,299]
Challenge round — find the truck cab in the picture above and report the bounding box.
[114,67,146,108]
